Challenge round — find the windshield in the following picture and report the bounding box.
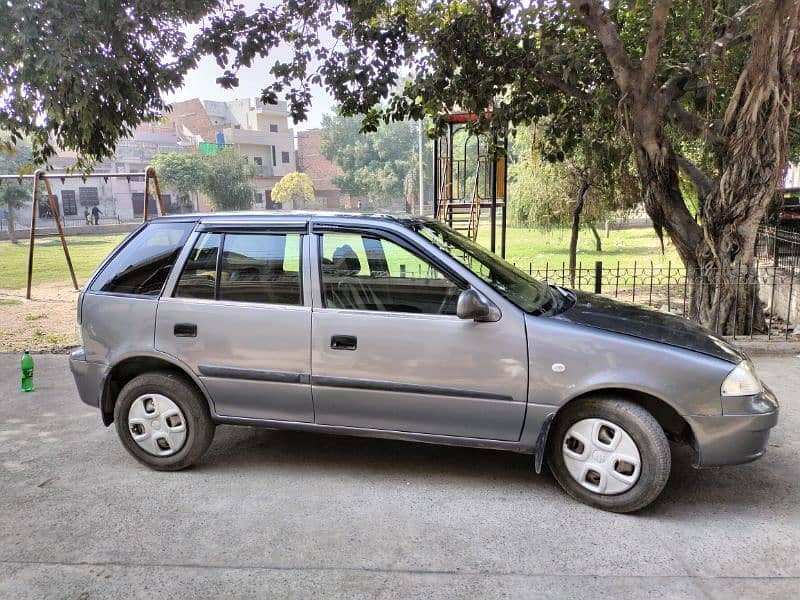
[412,220,553,314]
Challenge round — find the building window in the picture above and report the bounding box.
[79,187,99,207]
[271,146,277,167]
[132,193,158,218]
[269,123,279,133]
[61,190,77,216]
[282,151,291,164]
[253,156,263,166]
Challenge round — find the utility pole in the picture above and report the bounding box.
[418,119,425,215]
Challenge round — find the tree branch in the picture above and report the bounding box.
[676,153,717,202]
[667,102,726,146]
[702,4,755,66]
[536,72,595,104]
[640,0,673,90]
[567,0,635,93]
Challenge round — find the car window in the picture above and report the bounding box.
[218,233,302,305]
[319,232,460,314]
[174,233,221,300]
[90,222,194,296]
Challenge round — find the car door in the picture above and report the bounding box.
[310,225,528,441]
[156,222,314,422]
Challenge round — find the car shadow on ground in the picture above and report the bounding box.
[188,424,792,516]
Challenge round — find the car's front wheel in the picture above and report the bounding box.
[547,397,671,513]
[114,371,215,471]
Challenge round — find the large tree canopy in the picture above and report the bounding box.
[320,112,421,208]
[0,0,215,168]
[2,0,799,331]
[196,0,799,332]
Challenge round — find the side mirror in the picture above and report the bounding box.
[456,289,501,322]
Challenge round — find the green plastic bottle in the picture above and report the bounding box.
[20,351,34,392]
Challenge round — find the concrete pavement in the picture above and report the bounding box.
[1,354,798,599]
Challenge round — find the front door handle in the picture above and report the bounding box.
[174,323,197,337]
[330,334,357,350]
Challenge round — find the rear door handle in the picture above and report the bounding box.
[330,335,357,350]
[174,323,197,337]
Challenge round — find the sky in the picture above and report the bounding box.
[163,1,336,131]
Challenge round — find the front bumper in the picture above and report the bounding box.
[686,386,779,467]
[69,348,108,409]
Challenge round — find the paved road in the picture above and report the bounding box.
[0,354,798,599]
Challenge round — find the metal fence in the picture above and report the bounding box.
[512,227,800,340]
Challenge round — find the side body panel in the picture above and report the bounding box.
[522,314,734,441]
[82,293,159,363]
[311,308,528,440]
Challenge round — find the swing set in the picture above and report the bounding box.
[0,166,166,300]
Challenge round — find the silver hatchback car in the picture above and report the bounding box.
[70,213,778,512]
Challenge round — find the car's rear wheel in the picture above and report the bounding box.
[547,397,671,513]
[114,371,215,471]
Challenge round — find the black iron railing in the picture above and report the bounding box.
[513,227,799,340]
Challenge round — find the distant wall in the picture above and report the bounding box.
[0,222,140,242]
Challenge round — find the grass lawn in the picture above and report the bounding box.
[477,225,682,271]
[0,225,681,290]
[0,233,127,290]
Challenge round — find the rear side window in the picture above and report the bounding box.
[173,233,221,300]
[90,222,193,296]
[174,232,303,305]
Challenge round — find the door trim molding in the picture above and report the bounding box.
[311,375,515,402]
[199,364,310,385]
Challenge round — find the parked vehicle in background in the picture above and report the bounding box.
[70,213,779,512]
[768,187,800,231]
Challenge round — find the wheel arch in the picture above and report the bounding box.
[535,387,697,473]
[100,352,213,426]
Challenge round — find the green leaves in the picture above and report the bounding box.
[320,110,422,208]
[0,0,219,167]
[152,148,256,212]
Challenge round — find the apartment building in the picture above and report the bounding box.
[166,97,296,208]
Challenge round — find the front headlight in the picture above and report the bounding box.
[721,361,762,397]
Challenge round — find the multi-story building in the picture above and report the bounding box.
[166,97,296,209]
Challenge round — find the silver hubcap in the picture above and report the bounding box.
[562,418,641,495]
[128,394,187,457]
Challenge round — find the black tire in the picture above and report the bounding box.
[114,371,215,471]
[547,397,671,513]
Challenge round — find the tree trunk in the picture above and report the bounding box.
[590,224,602,251]
[681,0,798,335]
[569,180,589,287]
[572,0,798,335]
[7,204,17,244]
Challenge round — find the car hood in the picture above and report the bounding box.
[553,290,746,363]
